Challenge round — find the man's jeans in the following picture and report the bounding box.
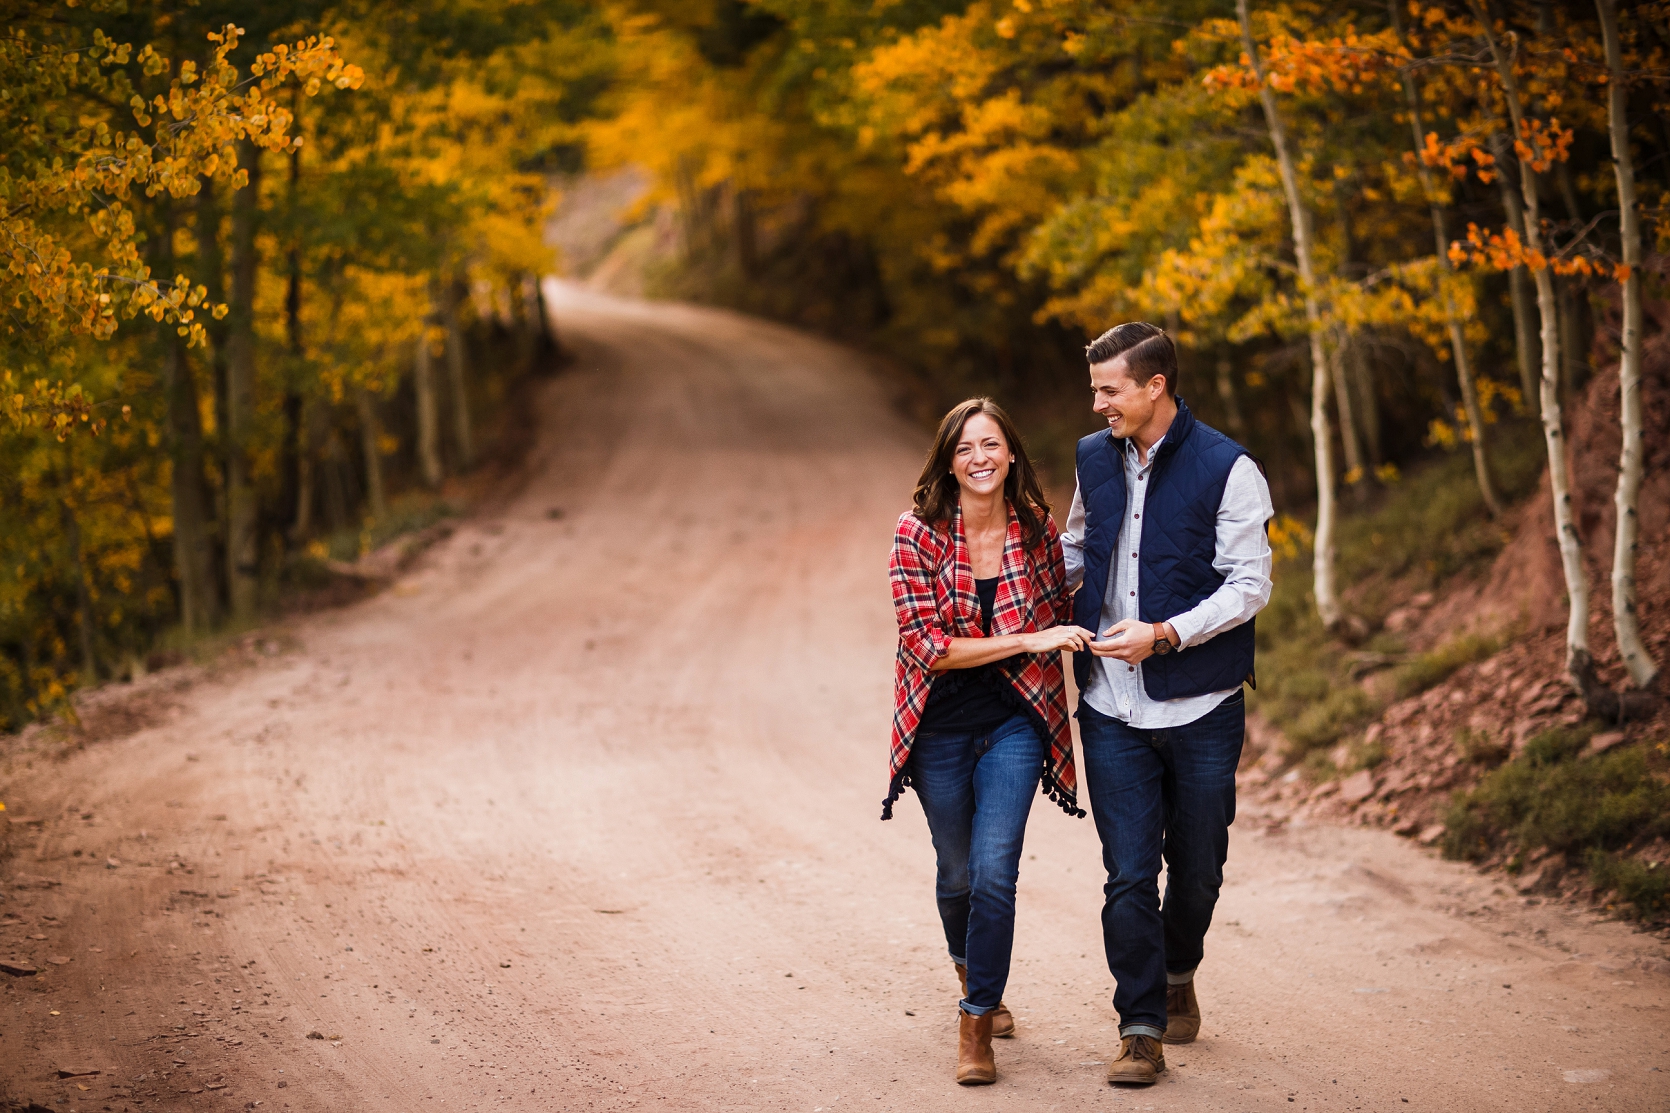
[1078,692,1244,1039]
[909,712,1045,1017]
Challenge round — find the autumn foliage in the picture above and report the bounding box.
[4,0,1667,728]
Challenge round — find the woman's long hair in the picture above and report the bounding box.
[911,397,1051,551]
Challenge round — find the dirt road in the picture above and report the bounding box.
[2,283,1666,1112]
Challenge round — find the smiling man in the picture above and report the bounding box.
[1061,322,1274,1086]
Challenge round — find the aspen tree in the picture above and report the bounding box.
[1471,4,1588,689]
[1236,0,1340,629]
[1596,0,1659,690]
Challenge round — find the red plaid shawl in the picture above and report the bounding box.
[883,504,1082,820]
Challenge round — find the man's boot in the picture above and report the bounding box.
[1164,978,1200,1044]
[1106,1034,1166,1086]
[954,962,1014,1038]
[955,1008,997,1085]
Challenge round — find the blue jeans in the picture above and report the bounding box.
[1078,692,1244,1039]
[908,712,1045,1016]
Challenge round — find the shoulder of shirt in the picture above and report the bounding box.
[896,510,947,544]
[1075,428,1110,456]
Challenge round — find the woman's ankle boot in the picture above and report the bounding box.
[955,1008,996,1085]
[954,962,1015,1038]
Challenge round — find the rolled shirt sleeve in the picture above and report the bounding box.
[1165,456,1274,649]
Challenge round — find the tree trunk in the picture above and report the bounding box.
[281,140,305,539]
[1348,338,1381,466]
[1238,0,1339,629]
[224,139,262,621]
[733,186,758,277]
[292,397,318,539]
[414,320,443,489]
[1390,2,1502,515]
[159,204,218,632]
[1329,329,1365,487]
[195,178,228,613]
[63,496,99,685]
[1216,352,1247,444]
[1598,0,1659,689]
[356,386,388,521]
[1475,6,1589,690]
[1557,276,1592,400]
[1491,134,1541,413]
[440,277,474,469]
[165,334,218,632]
[533,272,560,363]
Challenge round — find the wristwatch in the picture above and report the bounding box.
[1151,622,1175,656]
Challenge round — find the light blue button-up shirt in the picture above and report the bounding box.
[1062,434,1274,728]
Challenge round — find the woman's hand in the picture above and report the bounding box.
[1021,625,1098,654]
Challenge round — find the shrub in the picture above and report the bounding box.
[1443,728,1670,918]
[1283,684,1377,755]
[1454,726,1510,765]
[1393,632,1501,700]
[1587,851,1670,920]
[1345,736,1388,772]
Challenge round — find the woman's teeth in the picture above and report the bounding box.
[970,468,996,480]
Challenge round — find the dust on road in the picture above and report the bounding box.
[2,283,1666,1111]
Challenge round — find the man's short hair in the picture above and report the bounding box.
[1085,322,1177,397]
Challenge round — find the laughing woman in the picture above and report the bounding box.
[884,397,1093,1085]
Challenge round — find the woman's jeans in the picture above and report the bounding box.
[1077,691,1245,1040]
[909,711,1045,1017]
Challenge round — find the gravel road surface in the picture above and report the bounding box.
[2,283,1666,1111]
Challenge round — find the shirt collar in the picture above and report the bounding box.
[1124,434,1164,469]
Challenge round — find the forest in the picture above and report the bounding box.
[4,0,1667,733]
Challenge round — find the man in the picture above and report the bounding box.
[1061,322,1273,1086]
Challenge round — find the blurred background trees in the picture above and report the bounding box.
[1,0,610,726]
[580,0,1666,712]
[4,0,1666,729]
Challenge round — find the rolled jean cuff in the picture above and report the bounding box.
[1120,1023,1164,1040]
[950,953,967,967]
[960,999,996,1017]
[1166,967,1197,986]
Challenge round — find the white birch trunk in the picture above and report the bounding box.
[1475,6,1589,676]
[1238,0,1339,628]
[1598,0,1659,688]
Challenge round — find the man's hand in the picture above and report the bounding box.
[1087,618,1179,663]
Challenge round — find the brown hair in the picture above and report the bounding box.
[911,397,1051,551]
[1086,321,1177,396]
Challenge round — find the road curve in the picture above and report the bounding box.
[1,282,1666,1112]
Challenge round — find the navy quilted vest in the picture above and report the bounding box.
[1071,398,1258,700]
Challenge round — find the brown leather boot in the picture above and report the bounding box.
[955,1008,996,1085]
[954,962,1015,1038]
[1163,978,1200,1044]
[1106,1034,1166,1085]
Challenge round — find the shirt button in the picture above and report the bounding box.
[1127,666,1135,673]
[1133,513,1139,519]
[1132,552,1138,558]
[1129,591,1135,596]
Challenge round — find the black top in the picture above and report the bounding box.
[916,576,1023,734]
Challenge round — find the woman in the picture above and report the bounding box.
[884,397,1093,1085]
